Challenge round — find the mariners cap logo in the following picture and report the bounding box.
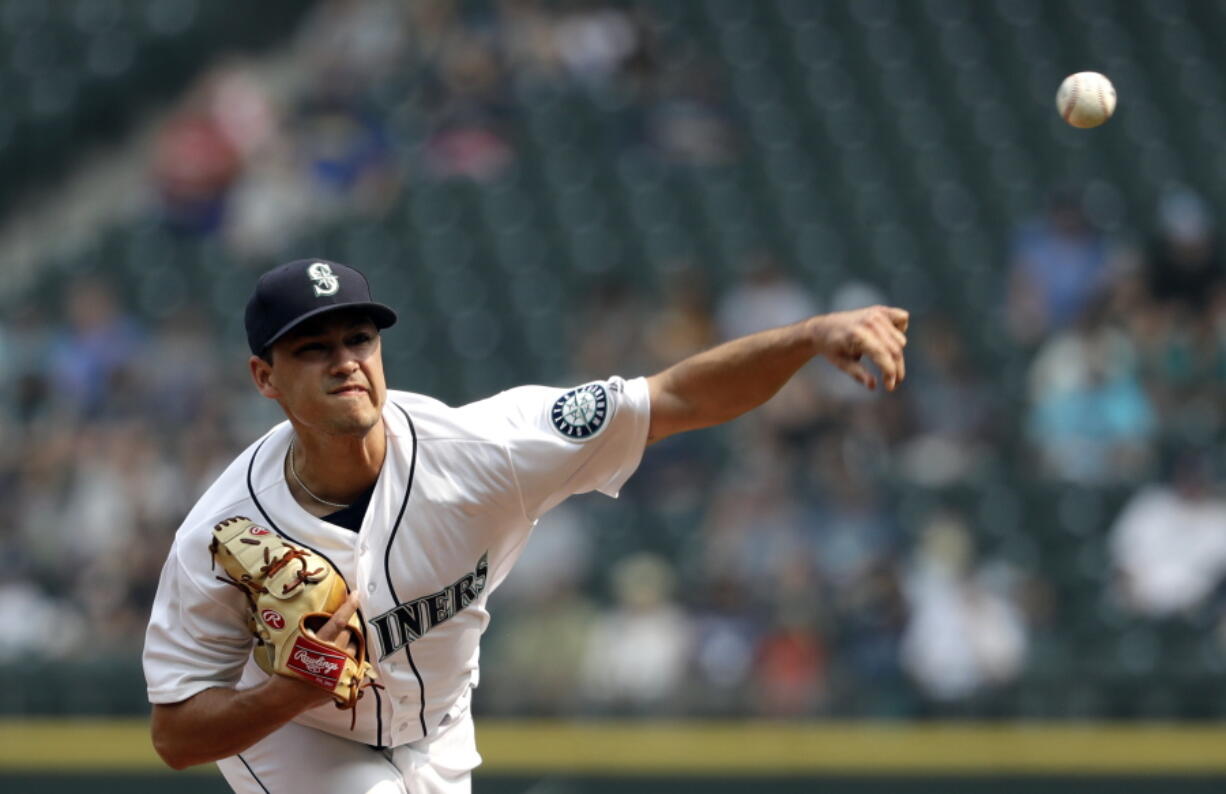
[307,262,341,297]
[550,383,610,441]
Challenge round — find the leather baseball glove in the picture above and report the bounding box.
[209,516,377,719]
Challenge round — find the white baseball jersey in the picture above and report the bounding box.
[143,376,650,750]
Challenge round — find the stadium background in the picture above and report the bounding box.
[2,0,1226,791]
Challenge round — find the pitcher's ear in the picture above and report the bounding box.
[250,354,280,399]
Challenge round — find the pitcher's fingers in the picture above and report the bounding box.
[836,357,877,391]
[871,316,907,364]
[318,592,361,643]
[334,627,358,656]
[873,317,907,383]
[887,307,910,332]
[878,316,908,349]
[859,328,900,390]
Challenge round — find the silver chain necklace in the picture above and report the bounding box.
[288,437,351,509]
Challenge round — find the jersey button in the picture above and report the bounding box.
[367,582,376,593]
[359,542,368,554]
[399,722,409,732]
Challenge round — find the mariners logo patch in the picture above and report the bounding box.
[307,261,340,297]
[550,383,610,441]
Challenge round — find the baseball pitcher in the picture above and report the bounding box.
[143,258,909,793]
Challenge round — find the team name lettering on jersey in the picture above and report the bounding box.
[370,553,489,660]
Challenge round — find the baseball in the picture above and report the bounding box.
[1056,71,1117,128]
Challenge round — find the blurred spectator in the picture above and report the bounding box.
[581,553,691,713]
[896,312,995,486]
[142,308,223,426]
[175,407,243,501]
[806,438,898,596]
[629,264,722,536]
[1026,303,1155,484]
[642,263,718,370]
[152,96,242,235]
[296,0,409,83]
[0,417,16,520]
[752,601,829,716]
[57,423,183,565]
[570,277,650,380]
[1007,187,1115,345]
[901,512,1027,703]
[48,279,145,418]
[1108,450,1226,618]
[206,64,279,159]
[422,122,515,183]
[483,579,599,715]
[421,33,515,182]
[502,0,658,95]
[481,504,598,714]
[224,144,320,259]
[1213,288,1226,379]
[700,449,811,590]
[15,423,75,569]
[0,580,86,661]
[494,503,594,605]
[837,557,910,714]
[295,73,398,205]
[4,305,55,424]
[687,577,759,715]
[645,53,737,166]
[554,2,640,86]
[197,63,323,259]
[1144,187,1223,313]
[1130,301,1226,444]
[500,0,566,83]
[716,253,819,341]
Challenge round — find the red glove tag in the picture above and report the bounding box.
[288,635,347,689]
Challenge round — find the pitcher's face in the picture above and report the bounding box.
[250,310,387,437]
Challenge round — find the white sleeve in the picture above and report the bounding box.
[142,538,255,704]
[472,376,651,521]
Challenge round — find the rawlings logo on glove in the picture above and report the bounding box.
[290,640,346,682]
[209,517,377,724]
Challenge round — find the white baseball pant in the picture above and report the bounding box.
[216,694,480,794]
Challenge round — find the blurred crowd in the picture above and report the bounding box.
[148,0,733,256]
[2,0,1226,720]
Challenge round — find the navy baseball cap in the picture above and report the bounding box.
[244,259,397,355]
